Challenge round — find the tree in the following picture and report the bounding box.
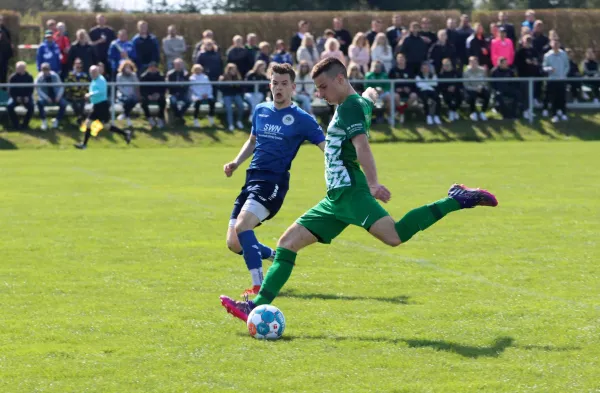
[89,0,107,11]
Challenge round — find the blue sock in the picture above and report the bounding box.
[237,230,263,286]
[237,245,273,259]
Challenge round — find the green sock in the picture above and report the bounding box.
[394,197,460,243]
[253,247,296,306]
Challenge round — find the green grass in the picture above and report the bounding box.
[2,112,600,151]
[1,142,599,392]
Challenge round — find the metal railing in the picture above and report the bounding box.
[2,77,600,128]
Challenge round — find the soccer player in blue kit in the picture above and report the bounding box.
[223,63,326,297]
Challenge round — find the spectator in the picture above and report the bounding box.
[463,56,490,121]
[491,27,514,67]
[491,57,524,119]
[349,32,370,74]
[515,34,541,107]
[244,60,269,121]
[37,30,61,74]
[46,19,57,35]
[532,20,549,61]
[0,22,12,85]
[333,17,352,56]
[543,39,569,123]
[347,62,365,96]
[54,22,71,79]
[582,48,599,103]
[542,30,561,56]
[74,65,131,150]
[497,11,516,47]
[97,62,106,77]
[108,29,135,81]
[366,19,383,46]
[316,29,336,54]
[271,40,293,65]
[386,14,405,50]
[6,61,34,129]
[296,34,320,69]
[35,62,67,130]
[256,41,271,66]
[167,58,192,122]
[445,18,458,51]
[420,18,437,51]
[219,63,245,131]
[189,64,215,127]
[428,29,458,75]
[365,60,391,124]
[520,26,531,40]
[294,60,315,114]
[290,20,310,55]
[68,29,96,75]
[64,58,91,123]
[116,60,139,126]
[132,20,160,74]
[487,22,499,44]
[162,25,186,71]
[245,33,259,66]
[321,38,345,65]
[140,61,166,128]
[371,33,393,73]
[438,58,462,122]
[565,48,583,102]
[455,14,473,67]
[0,14,12,42]
[88,14,116,77]
[399,22,429,76]
[522,10,536,31]
[195,39,223,96]
[227,35,253,79]
[416,61,441,125]
[192,29,219,62]
[388,54,417,124]
[466,23,492,70]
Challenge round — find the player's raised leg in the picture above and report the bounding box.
[368,183,498,246]
[220,222,317,322]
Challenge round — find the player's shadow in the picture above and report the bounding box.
[278,289,411,305]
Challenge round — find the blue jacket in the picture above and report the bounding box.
[108,39,135,74]
[271,51,293,65]
[131,34,160,70]
[36,41,61,73]
[89,75,108,104]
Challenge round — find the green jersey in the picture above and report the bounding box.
[324,93,374,192]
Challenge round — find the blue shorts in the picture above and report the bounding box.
[230,181,289,222]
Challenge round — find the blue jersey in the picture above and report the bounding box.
[247,102,325,184]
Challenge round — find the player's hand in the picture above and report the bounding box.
[369,183,391,203]
[223,161,238,177]
[362,87,379,103]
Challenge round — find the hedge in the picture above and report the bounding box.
[40,11,461,65]
[0,10,20,70]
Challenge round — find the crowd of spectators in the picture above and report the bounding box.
[1,10,600,130]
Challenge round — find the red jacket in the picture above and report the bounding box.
[53,32,71,65]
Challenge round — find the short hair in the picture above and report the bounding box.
[311,57,347,80]
[41,62,51,70]
[269,62,296,82]
[410,21,420,29]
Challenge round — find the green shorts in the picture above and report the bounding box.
[296,186,390,244]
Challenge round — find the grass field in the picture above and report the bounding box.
[1,141,599,392]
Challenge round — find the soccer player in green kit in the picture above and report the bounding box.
[220,57,498,322]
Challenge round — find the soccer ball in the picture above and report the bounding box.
[247,304,286,340]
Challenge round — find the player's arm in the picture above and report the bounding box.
[317,141,325,152]
[223,135,256,177]
[352,135,390,203]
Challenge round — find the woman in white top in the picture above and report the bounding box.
[348,32,370,74]
[189,64,215,127]
[294,60,315,114]
[296,34,320,69]
[320,37,346,65]
[370,32,393,72]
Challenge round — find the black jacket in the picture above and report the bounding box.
[245,72,268,95]
[196,49,223,81]
[419,31,437,51]
[583,60,599,77]
[532,33,549,61]
[491,67,517,93]
[8,72,34,98]
[334,28,352,55]
[438,69,461,91]
[428,42,458,75]
[290,33,302,54]
[67,43,97,73]
[0,32,12,63]
[226,47,253,78]
[388,66,414,93]
[219,78,244,96]
[88,25,116,62]
[467,34,491,68]
[166,69,189,97]
[455,26,474,63]
[140,70,166,97]
[514,47,541,77]
[568,60,581,78]
[398,34,429,64]
[386,26,404,50]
